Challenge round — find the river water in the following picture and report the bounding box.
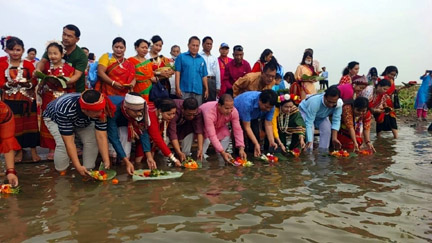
[1,123,431,242]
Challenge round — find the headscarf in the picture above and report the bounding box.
[79,90,116,122]
[352,75,368,86]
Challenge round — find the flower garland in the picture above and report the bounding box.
[4,57,34,100]
[5,57,25,84]
[278,113,291,134]
[43,60,66,98]
[48,60,65,76]
[158,112,169,144]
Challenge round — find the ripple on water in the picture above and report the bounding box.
[1,125,431,242]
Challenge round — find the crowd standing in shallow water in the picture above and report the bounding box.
[0,24,430,186]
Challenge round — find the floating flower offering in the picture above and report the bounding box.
[138,169,169,177]
[289,148,301,157]
[330,150,350,158]
[89,170,108,180]
[182,158,200,169]
[230,157,254,167]
[87,164,117,181]
[358,149,373,155]
[133,169,183,181]
[260,153,279,163]
[0,184,20,194]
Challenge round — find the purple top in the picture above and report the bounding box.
[167,99,204,140]
[223,59,252,90]
[199,101,245,152]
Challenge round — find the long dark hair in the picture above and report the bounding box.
[155,98,176,112]
[1,36,24,51]
[259,48,273,62]
[381,66,398,77]
[342,61,359,76]
[283,72,295,84]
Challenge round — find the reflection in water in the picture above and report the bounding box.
[1,125,431,242]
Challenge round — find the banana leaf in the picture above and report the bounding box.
[35,70,68,89]
[133,169,183,181]
[181,158,202,169]
[86,164,117,181]
[301,74,325,81]
[0,184,20,194]
[274,153,289,160]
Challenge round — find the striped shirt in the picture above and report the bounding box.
[43,93,107,135]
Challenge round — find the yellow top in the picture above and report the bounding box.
[98,53,117,67]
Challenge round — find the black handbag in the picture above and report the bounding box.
[393,91,401,109]
[149,80,169,102]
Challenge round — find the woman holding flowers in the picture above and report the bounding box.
[0,36,40,162]
[337,97,374,152]
[270,93,306,151]
[370,79,397,138]
[146,35,175,99]
[128,39,156,104]
[0,101,20,186]
[96,37,135,97]
[294,51,317,100]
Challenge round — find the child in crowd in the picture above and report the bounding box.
[38,41,75,160]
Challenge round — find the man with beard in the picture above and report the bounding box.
[107,93,157,174]
[36,24,88,92]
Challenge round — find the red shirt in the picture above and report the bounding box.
[251,60,264,73]
[222,59,251,91]
[0,56,36,101]
[147,110,171,156]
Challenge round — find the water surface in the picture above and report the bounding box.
[1,124,431,242]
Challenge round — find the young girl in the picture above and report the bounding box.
[271,93,306,151]
[370,79,397,138]
[39,41,75,160]
[0,36,40,162]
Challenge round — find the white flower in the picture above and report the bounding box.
[284,94,290,100]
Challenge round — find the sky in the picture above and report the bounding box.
[1,0,431,85]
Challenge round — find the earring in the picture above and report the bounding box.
[158,112,162,124]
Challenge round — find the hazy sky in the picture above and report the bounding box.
[2,0,431,85]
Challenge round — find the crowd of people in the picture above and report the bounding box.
[1,24,430,187]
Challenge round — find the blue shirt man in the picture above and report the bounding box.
[234,90,278,156]
[298,85,343,150]
[175,36,208,106]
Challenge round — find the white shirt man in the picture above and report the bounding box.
[199,36,221,101]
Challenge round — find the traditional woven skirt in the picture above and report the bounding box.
[4,99,40,148]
